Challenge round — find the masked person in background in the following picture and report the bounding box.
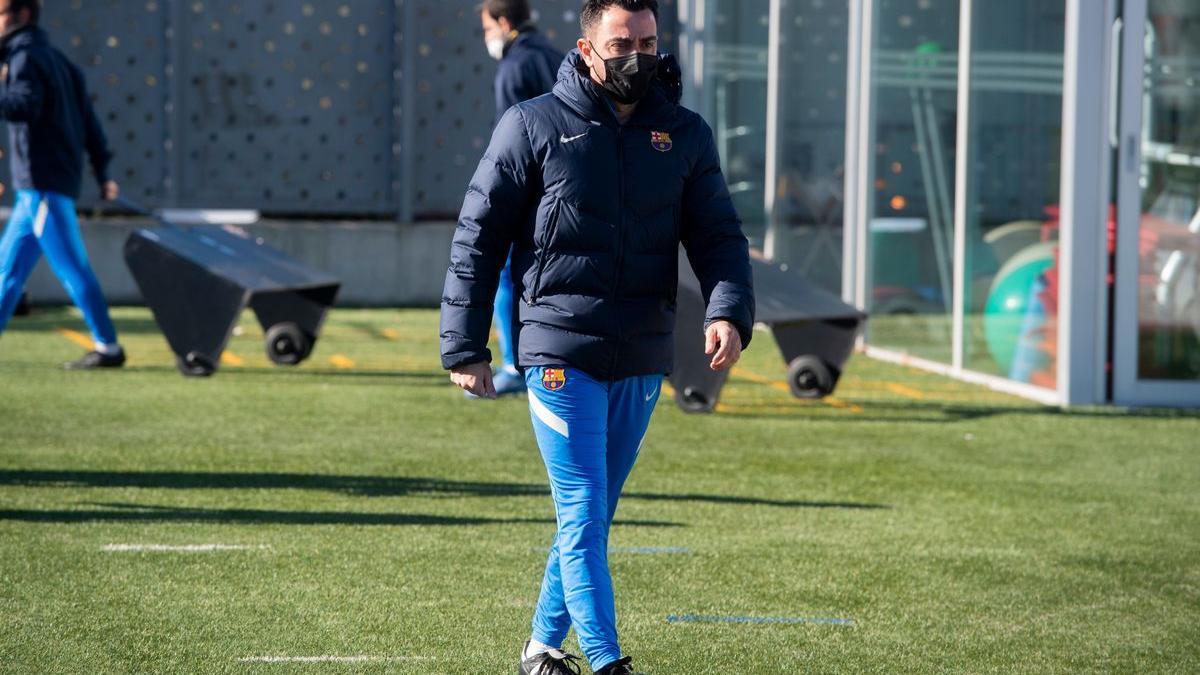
[0,0,125,369]
[477,0,564,397]
[443,1,755,672]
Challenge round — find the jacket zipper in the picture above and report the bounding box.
[609,126,625,379]
[530,198,560,304]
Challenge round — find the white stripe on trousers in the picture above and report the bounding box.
[32,196,48,238]
[528,390,570,438]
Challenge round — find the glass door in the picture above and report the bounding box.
[961,1,1065,388]
[698,0,772,249]
[1113,0,1200,405]
[861,0,961,365]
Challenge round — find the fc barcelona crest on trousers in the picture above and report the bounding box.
[542,368,567,391]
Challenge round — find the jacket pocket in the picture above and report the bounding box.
[530,197,562,303]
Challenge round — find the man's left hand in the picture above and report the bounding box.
[704,320,742,372]
[102,180,119,201]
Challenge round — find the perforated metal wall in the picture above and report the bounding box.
[174,0,399,213]
[0,0,677,218]
[406,0,679,219]
[9,1,171,209]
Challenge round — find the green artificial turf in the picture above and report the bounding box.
[1,307,1197,673]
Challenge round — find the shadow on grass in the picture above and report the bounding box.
[231,367,446,383]
[0,501,680,527]
[0,470,889,510]
[719,400,1200,423]
[0,355,462,386]
[346,321,413,342]
[6,311,164,335]
[116,364,447,384]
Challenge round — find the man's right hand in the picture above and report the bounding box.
[102,180,120,201]
[450,362,496,399]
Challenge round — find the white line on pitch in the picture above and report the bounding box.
[237,656,432,663]
[103,544,270,552]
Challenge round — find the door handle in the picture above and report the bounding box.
[1108,17,1123,148]
[1125,134,1139,173]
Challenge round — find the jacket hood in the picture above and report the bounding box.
[552,48,682,127]
[503,25,550,58]
[1,24,44,54]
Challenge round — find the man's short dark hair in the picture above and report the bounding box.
[481,0,532,26]
[581,0,659,35]
[9,0,40,24]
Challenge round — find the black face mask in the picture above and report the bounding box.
[589,43,660,105]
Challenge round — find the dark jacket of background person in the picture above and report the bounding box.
[494,28,564,124]
[441,50,755,381]
[0,26,111,200]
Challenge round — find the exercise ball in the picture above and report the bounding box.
[984,242,1055,374]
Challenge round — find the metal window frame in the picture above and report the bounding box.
[1057,0,1116,405]
[842,0,864,309]
[762,0,784,260]
[950,0,972,372]
[845,0,874,315]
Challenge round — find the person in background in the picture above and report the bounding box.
[477,0,564,396]
[0,0,125,369]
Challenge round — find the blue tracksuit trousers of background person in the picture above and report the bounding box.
[525,366,663,671]
[492,252,516,369]
[0,190,117,345]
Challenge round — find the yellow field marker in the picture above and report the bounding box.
[731,367,788,392]
[884,382,925,400]
[329,354,356,369]
[731,367,862,414]
[714,403,829,415]
[220,352,245,367]
[381,328,401,341]
[823,396,865,414]
[55,327,93,350]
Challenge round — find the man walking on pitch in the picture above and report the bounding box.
[0,0,125,368]
[441,1,754,672]
[479,0,564,396]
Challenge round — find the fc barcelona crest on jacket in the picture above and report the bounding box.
[651,131,673,152]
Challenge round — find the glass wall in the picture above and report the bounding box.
[695,0,849,295]
[700,1,771,248]
[687,0,1168,403]
[768,0,850,294]
[864,0,959,363]
[961,2,1065,387]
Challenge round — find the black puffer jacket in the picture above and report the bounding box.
[0,26,111,200]
[494,28,563,123]
[441,50,754,381]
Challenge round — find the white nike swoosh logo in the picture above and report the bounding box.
[560,131,588,144]
[646,388,658,402]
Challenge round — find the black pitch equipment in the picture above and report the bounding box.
[119,199,340,377]
[670,251,867,413]
[14,291,31,316]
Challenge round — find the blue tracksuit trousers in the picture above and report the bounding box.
[525,366,663,671]
[0,190,117,345]
[493,253,517,369]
